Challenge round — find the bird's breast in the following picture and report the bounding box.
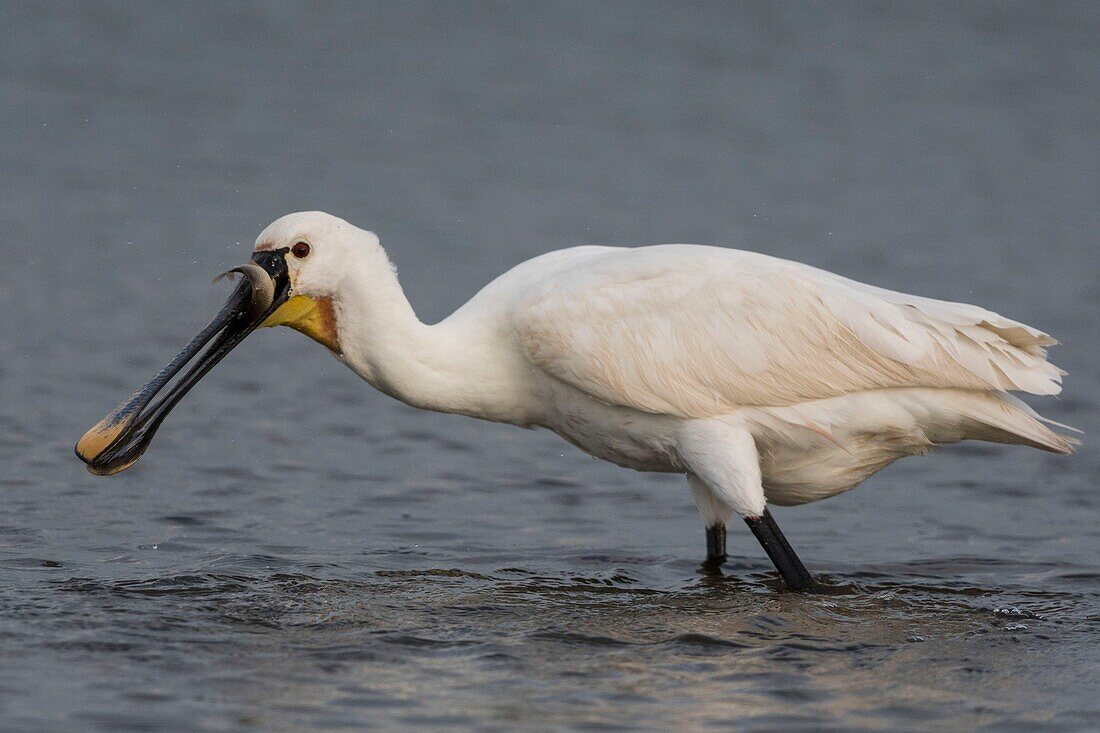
[535,378,684,472]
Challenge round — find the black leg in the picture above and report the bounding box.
[705,523,726,562]
[744,508,814,591]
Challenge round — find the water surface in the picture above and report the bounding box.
[1,2,1098,730]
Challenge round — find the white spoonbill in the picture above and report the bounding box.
[77,211,1076,590]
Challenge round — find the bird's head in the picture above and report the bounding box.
[251,211,384,353]
[75,211,376,476]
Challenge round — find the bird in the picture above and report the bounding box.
[76,211,1076,590]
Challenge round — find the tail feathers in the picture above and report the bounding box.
[858,281,1066,395]
[966,392,1079,455]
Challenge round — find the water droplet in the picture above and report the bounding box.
[994,606,1042,620]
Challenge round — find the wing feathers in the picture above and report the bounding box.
[518,246,1064,417]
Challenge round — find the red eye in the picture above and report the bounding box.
[291,241,311,259]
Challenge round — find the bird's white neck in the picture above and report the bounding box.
[330,247,534,425]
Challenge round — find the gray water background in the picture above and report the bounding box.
[1,1,1098,730]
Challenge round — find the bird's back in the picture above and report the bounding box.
[508,244,1065,417]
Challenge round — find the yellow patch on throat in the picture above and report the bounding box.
[261,295,341,353]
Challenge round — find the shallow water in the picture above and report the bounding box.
[1,2,1099,730]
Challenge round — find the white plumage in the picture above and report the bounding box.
[519,245,1064,415]
[77,211,1076,587]
[253,212,1073,533]
[509,244,1075,510]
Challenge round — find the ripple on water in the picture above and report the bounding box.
[4,554,1087,731]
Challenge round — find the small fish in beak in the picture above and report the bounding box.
[75,249,291,475]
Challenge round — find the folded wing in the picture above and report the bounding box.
[517,245,1063,417]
